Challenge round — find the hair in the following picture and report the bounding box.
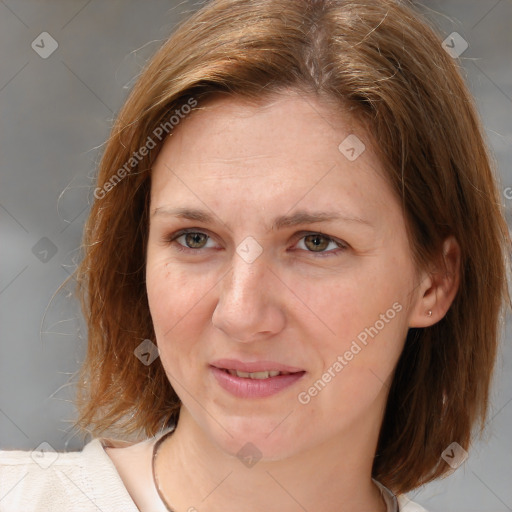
[73,0,511,494]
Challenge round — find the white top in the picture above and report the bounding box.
[0,429,428,511]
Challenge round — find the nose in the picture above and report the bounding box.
[211,253,286,343]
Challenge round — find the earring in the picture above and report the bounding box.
[427,310,432,317]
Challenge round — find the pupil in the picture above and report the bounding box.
[186,233,206,248]
[306,234,328,251]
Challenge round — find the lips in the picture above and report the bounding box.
[210,364,306,398]
[210,358,305,374]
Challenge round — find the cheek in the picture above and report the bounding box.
[296,259,409,372]
[146,257,208,339]
[146,259,215,383]
[295,273,408,420]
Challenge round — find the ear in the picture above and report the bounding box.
[408,235,461,328]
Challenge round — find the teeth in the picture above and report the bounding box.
[226,369,290,379]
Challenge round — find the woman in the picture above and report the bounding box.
[0,0,509,511]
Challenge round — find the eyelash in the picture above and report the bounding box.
[163,229,348,257]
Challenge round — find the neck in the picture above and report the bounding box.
[154,405,388,512]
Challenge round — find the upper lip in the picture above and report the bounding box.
[210,358,305,373]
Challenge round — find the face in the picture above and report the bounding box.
[146,90,423,459]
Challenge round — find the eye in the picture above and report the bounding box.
[167,229,217,252]
[164,229,348,257]
[294,232,348,256]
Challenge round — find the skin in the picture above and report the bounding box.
[107,90,460,512]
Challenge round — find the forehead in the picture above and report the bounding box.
[150,91,397,224]
[156,92,360,167]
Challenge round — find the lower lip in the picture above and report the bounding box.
[210,366,306,398]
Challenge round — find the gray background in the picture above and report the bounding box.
[0,1,510,511]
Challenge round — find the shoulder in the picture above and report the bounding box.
[397,494,429,511]
[374,478,428,512]
[0,438,140,512]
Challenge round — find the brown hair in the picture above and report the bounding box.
[73,0,511,494]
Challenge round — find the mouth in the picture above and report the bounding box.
[209,360,306,398]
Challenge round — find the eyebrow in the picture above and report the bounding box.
[151,207,373,231]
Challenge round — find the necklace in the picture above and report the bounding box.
[152,428,177,512]
[152,428,397,512]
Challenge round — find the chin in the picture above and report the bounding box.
[208,417,309,462]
